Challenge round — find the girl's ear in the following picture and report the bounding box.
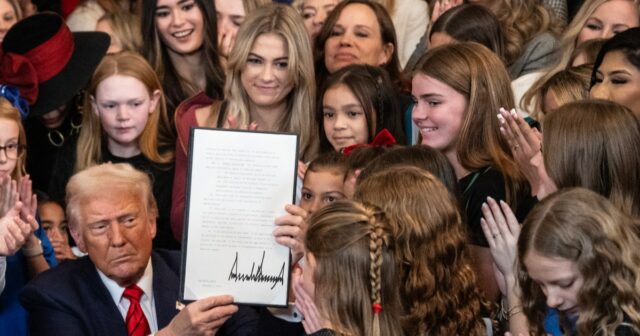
[148,90,162,114]
[90,95,99,116]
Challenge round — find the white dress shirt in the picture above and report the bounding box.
[96,259,159,333]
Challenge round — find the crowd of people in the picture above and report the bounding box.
[1,0,640,334]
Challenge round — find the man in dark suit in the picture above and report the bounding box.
[20,163,257,335]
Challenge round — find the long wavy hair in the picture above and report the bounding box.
[140,0,225,114]
[0,98,26,180]
[305,200,403,336]
[224,4,318,161]
[354,166,487,335]
[76,52,174,173]
[489,0,560,68]
[518,188,640,335]
[414,42,527,207]
[542,99,640,217]
[317,64,406,153]
[520,0,640,111]
[313,0,403,89]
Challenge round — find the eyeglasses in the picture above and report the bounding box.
[0,142,24,160]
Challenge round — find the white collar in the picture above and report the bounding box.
[96,258,154,305]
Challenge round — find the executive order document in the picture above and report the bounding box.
[180,128,298,307]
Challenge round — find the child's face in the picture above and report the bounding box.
[323,84,370,152]
[40,202,69,246]
[300,169,346,214]
[523,249,583,317]
[0,117,19,178]
[92,75,160,157]
[411,73,467,158]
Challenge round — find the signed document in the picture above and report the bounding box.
[180,128,298,307]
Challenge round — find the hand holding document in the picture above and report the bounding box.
[180,128,298,307]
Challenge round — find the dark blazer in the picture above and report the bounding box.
[20,249,258,336]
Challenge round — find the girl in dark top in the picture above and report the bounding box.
[74,52,178,249]
[411,42,534,302]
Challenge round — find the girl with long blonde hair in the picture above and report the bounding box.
[73,52,178,249]
[171,3,318,241]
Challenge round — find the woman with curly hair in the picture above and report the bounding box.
[518,187,640,335]
[470,0,562,79]
[354,166,488,335]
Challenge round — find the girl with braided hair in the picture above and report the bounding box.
[355,166,488,335]
[292,200,403,336]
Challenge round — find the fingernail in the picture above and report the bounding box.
[499,126,506,133]
[481,202,488,209]
[487,196,494,202]
[510,109,517,117]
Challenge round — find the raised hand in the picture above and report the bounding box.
[0,202,37,256]
[274,204,308,265]
[292,267,324,334]
[497,108,556,199]
[17,175,37,219]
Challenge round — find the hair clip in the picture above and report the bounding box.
[0,85,30,120]
[342,128,397,155]
[372,303,382,314]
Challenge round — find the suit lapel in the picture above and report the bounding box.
[151,251,180,329]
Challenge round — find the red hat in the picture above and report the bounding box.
[0,12,109,117]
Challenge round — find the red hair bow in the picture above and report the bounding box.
[0,50,39,104]
[342,129,397,156]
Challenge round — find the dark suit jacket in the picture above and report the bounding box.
[20,249,258,336]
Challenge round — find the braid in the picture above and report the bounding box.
[368,211,385,336]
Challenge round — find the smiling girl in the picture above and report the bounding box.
[75,52,178,249]
[141,0,225,121]
[412,42,534,302]
[319,64,405,153]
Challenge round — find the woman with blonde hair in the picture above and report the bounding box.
[292,200,403,336]
[354,166,488,335]
[518,188,640,335]
[524,64,592,120]
[95,11,142,54]
[520,0,640,113]
[171,3,318,241]
[71,52,178,249]
[412,42,535,302]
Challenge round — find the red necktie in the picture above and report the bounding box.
[123,285,151,336]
